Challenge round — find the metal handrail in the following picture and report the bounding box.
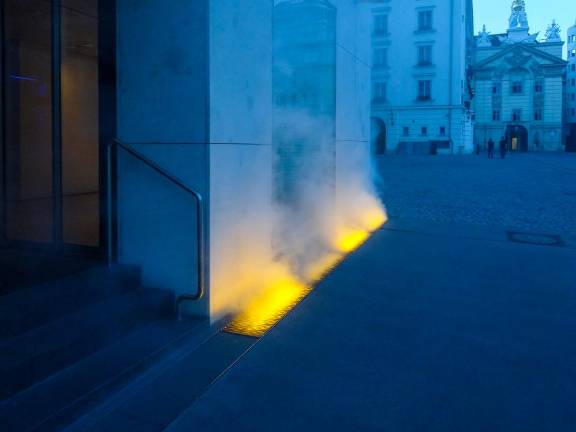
[108,139,205,319]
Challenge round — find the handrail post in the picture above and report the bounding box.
[111,140,205,318]
[176,193,205,321]
[106,141,112,266]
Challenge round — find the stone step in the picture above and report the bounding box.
[65,332,256,432]
[0,287,172,401]
[0,265,142,342]
[0,316,206,432]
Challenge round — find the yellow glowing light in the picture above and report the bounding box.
[335,228,369,253]
[361,208,388,232]
[305,252,343,283]
[225,208,388,338]
[225,275,311,338]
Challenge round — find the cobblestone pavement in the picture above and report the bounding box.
[376,153,576,235]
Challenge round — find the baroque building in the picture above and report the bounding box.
[472,0,567,152]
[369,0,475,155]
[566,20,576,151]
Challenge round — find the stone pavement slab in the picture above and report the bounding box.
[166,219,576,432]
[377,153,576,235]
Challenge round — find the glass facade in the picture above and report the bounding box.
[1,0,108,249]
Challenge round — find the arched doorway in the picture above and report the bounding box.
[567,126,576,153]
[506,125,528,152]
[371,117,387,155]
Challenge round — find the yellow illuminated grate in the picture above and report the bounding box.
[225,213,388,338]
[225,274,311,337]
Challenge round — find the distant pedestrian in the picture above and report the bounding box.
[487,138,495,159]
[499,137,507,159]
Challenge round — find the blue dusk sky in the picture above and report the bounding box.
[474,0,575,57]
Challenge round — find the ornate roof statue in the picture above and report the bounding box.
[477,25,492,47]
[544,20,562,42]
[509,0,529,31]
[512,0,525,11]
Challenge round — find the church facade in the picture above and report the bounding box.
[472,1,567,152]
[566,21,576,151]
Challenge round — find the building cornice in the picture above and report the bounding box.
[474,43,567,69]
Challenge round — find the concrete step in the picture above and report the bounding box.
[0,265,142,342]
[0,316,205,432]
[64,332,257,432]
[0,287,172,401]
[0,250,99,296]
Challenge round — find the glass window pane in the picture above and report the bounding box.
[3,0,53,243]
[61,0,100,247]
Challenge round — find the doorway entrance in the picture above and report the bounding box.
[371,117,387,155]
[1,0,115,254]
[506,125,528,152]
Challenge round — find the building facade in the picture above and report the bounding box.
[566,21,576,151]
[0,0,378,320]
[369,0,475,155]
[0,1,388,427]
[472,1,567,152]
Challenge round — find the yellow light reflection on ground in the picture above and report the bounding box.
[225,275,311,338]
[225,210,388,338]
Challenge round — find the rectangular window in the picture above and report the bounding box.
[572,108,576,116]
[571,49,576,57]
[373,82,387,102]
[492,83,501,95]
[571,93,575,101]
[511,81,523,94]
[417,45,432,66]
[373,48,388,67]
[492,110,501,121]
[572,78,576,87]
[417,80,431,100]
[571,64,575,72]
[534,81,543,93]
[512,109,522,122]
[403,126,410,136]
[417,10,433,31]
[374,14,389,34]
[439,126,446,136]
[421,126,428,136]
[534,109,543,121]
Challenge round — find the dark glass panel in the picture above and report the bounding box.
[3,0,53,243]
[61,0,100,246]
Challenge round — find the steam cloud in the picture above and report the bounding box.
[209,0,387,321]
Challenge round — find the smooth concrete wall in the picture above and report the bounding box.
[208,0,373,318]
[116,0,209,316]
[208,0,274,318]
[335,0,373,218]
[116,0,373,320]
